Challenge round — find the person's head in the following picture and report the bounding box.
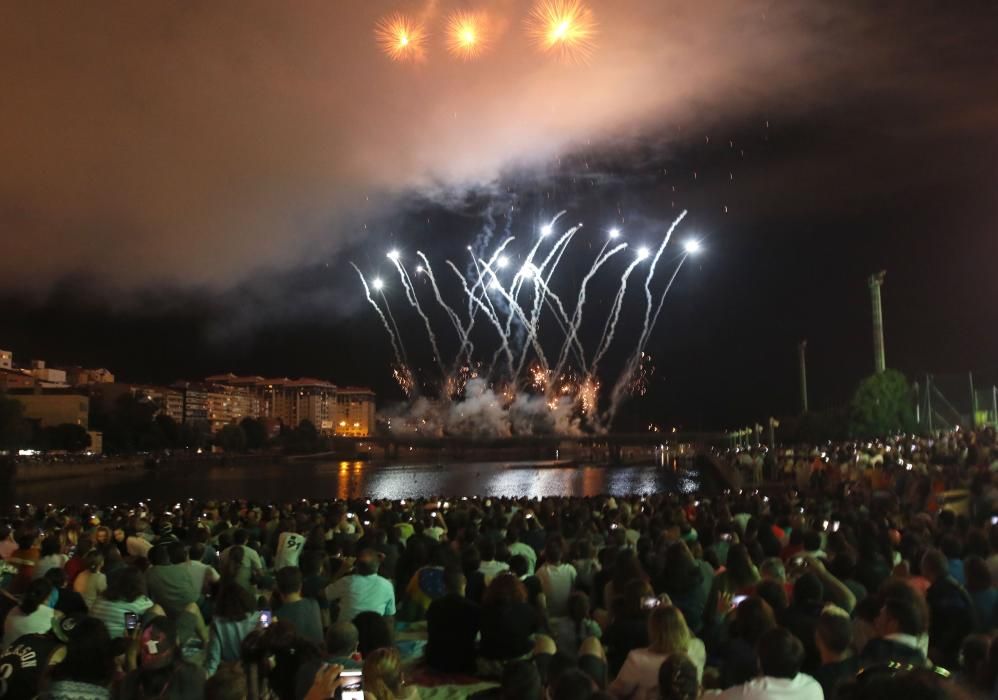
[500,659,542,700]
[15,526,38,551]
[45,566,68,590]
[876,595,924,637]
[568,591,591,625]
[480,539,497,562]
[148,544,170,566]
[232,529,249,546]
[325,622,359,658]
[443,566,466,596]
[754,579,788,614]
[94,526,111,545]
[40,535,61,558]
[363,646,404,700]
[484,572,528,606]
[275,566,303,597]
[509,554,529,578]
[82,549,104,574]
[964,555,991,593]
[803,530,823,553]
[300,549,323,577]
[354,548,381,577]
[50,617,117,687]
[353,611,393,658]
[545,540,564,565]
[205,662,248,700]
[167,540,188,565]
[20,578,53,614]
[136,616,181,696]
[757,627,804,679]
[816,605,853,661]
[919,548,948,583]
[104,566,146,602]
[732,596,776,645]
[725,544,756,585]
[549,669,595,700]
[215,582,256,621]
[657,652,700,700]
[792,572,824,608]
[647,605,691,656]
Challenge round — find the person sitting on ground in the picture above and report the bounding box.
[507,527,537,576]
[45,617,118,700]
[813,604,860,700]
[7,526,41,594]
[603,579,655,678]
[549,668,598,700]
[478,539,510,585]
[219,529,264,593]
[537,540,577,618]
[293,622,363,700]
[90,565,163,639]
[274,566,323,645]
[550,591,602,660]
[353,610,394,658]
[608,604,706,700]
[45,567,88,616]
[716,596,776,689]
[72,549,107,610]
[714,626,823,700]
[363,646,420,700]
[120,615,207,700]
[34,535,68,580]
[205,583,262,677]
[326,548,396,625]
[2,578,55,647]
[477,573,542,677]
[657,652,701,700]
[146,541,201,619]
[426,566,481,674]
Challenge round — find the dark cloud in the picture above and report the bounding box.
[7,1,992,291]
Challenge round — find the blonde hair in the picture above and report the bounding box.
[647,605,691,656]
[363,647,405,700]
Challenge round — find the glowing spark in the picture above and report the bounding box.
[375,13,427,63]
[497,255,510,269]
[684,239,702,254]
[416,265,424,273]
[637,246,650,260]
[446,11,491,60]
[387,249,400,261]
[540,224,553,237]
[372,278,384,290]
[609,227,621,239]
[527,0,597,62]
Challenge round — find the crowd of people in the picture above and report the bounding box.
[0,426,996,699]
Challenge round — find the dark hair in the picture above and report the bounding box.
[104,566,146,602]
[353,610,392,657]
[793,572,824,606]
[275,566,303,596]
[45,566,68,589]
[443,565,465,595]
[136,617,180,697]
[20,578,53,615]
[50,617,117,687]
[300,549,323,576]
[657,652,699,700]
[148,544,170,566]
[965,555,991,593]
[480,539,497,561]
[550,668,594,700]
[205,662,248,700]
[167,540,188,565]
[40,535,61,558]
[509,554,529,578]
[232,529,249,546]
[882,596,923,637]
[733,596,776,644]
[501,659,542,700]
[757,627,804,679]
[189,542,206,562]
[725,545,757,589]
[215,583,256,621]
[755,579,788,614]
[14,527,37,551]
[816,609,853,654]
[220,544,245,582]
[325,622,359,657]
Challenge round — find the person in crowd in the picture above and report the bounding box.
[604,579,655,677]
[477,573,541,677]
[607,604,706,699]
[44,617,118,700]
[921,547,976,667]
[73,549,107,610]
[45,567,88,616]
[656,653,701,700]
[90,565,162,638]
[0,524,17,561]
[507,527,537,576]
[126,517,154,559]
[536,540,578,618]
[63,533,93,585]
[326,548,396,625]
[813,604,860,700]
[859,592,929,667]
[274,566,323,645]
[551,591,601,659]
[353,610,394,658]
[778,571,825,673]
[963,555,997,632]
[146,540,200,618]
[549,668,598,700]
[573,539,601,595]
[714,627,823,700]
[657,543,710,636]
[8,526,41,593]
[205,662,249,700]
[205,582,263,676]
[293,622,363,700]
[426,567,481,674]
[478,539,510,584]
[219,529,264,592]
[716,596,776,688]
[119,615,207,699]
[363,646,420,700]
[187,542,221,598]
[2,577,55,647]
[34,535,68,580]
[713,544,759,597]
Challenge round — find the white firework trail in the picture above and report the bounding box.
[416,251,467,361]
[351,263,405,369]
[590,255,646,373]
[391,256,446,374]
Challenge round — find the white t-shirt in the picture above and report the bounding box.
[508,542,537,575]
[325,574,396,624]
[2,605,55,647]
[713,673,824,700]
[34,554,69,580]
[91,596,155,638]
[536,563,577,617]
[274,532,306,571]
[73,570,108,610]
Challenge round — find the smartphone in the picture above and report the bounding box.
[991,515,998,526]
[641,596,661,610]
[792,556,807,568]
[832,521,841,532]
[259,609,272,628]
[339,669,364,700]
[124,612,140,631]
[731,594,748,608]
[720,533,733,542]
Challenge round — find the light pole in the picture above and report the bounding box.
[869,271,887,373]
[798,340,809,414]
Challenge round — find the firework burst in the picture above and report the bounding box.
[375,12,427,63]
[527,0,597,63]
[446,11,491,60]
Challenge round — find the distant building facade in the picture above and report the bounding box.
[63,367,115,386]
[0,349,11,370]
[14,393,90,429]
[335,387,376,436]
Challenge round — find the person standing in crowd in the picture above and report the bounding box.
[90,566,162,639]
[2,578,55,647]
[205,583,263,677]
[921,547,976,667]
[146,540,200,618]
[812,605,859,700]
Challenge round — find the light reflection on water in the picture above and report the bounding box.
[11,460,694,505]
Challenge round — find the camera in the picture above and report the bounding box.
[339,669,364,700]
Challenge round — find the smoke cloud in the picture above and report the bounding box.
[0,1,991,292]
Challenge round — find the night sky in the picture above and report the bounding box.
[1,1,997,430]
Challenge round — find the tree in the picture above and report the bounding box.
[215,424,247,453]
[850,369,916,438]
[0,394,31,452]
[240,417,268,450]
